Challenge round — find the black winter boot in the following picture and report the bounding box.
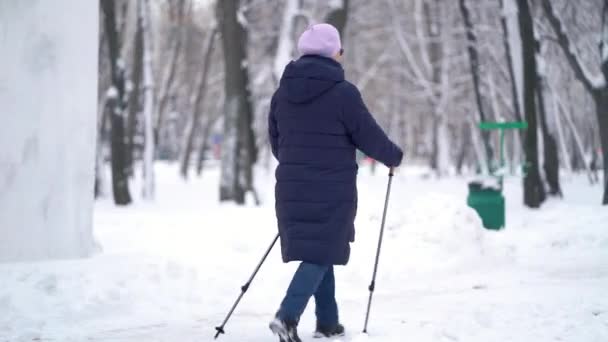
[269,316,301,342]
[313,322,345,338]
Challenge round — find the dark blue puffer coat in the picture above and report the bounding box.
[269,55,403,265]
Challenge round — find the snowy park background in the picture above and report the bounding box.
[1,0,608,341]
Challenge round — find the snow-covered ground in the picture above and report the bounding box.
[1,163,607,341]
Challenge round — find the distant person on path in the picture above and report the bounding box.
[268,23,403,342]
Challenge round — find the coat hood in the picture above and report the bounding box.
[280,55,344,104]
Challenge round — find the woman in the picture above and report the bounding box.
[268,23,403,342]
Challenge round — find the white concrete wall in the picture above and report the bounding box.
[0,0,98,262]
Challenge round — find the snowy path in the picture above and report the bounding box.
[1,165,607,341]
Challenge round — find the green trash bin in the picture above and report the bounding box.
[467,182,505,230]
[470,121,527,230]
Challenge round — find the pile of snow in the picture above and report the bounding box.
[0,257,204,341]
[378,192,488,273]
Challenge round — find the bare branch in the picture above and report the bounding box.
[540,0,603,93]
[386,0,431,87]
[356,49,390,92]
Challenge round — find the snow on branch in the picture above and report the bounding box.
[237,2,249,28]
[237,10,248,28]
[541,0,605,92]
[106,86,118,100]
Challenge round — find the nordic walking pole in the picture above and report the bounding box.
[363,167,395,334]
[214,233,280,339]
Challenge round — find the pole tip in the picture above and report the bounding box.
[214,326,225,339]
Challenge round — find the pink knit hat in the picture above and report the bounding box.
[297,23,342,58]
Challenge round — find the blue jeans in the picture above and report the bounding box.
[277,262,339,326]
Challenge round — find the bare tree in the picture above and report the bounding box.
[180,27,218,179]
[458,0,493,171]
[541,0,608,205]
[388,0,460,176]
[518,0,545,208]
[196,93,224,176]
[498,0,523,123]
[154,0,187,151]
[273,0,301,83]
[536,50,562,197]
[127,2,143,176]
[95,93,109,198]
[101,0,132,205]
[140,0,155,199]
[216,0,258,204]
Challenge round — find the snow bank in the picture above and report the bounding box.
[377,192,491,275]
[0,0,98,261]
[0,257,205,341]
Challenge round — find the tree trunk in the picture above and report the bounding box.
[216,0,257,204]
[195,116,216,176]
[102,0,132,205]
[424,0,449,177]
[127,11,143,176]
[488,73,514,172]
[180,28,217,179]
[551,87,595,181]
[571,137,584,172]
[498,0,523,123]
[551,90,572,174]
[432,113,450,177]
[598,0,608,205]
[154,0,186,147]
[469,118,487,173]
[535,32,560,197]
[456,122,470,174]
[140,0,155,199]
[537,76,561,197]
[511,129,523,175]
[594,90,608,205]
[325,0,350,36]
[499,0,526,172]
[95,95,109,199]
[196,94,224,176]
[518,0,544,208]
[273,0,300,83]
[458,0,493,171]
